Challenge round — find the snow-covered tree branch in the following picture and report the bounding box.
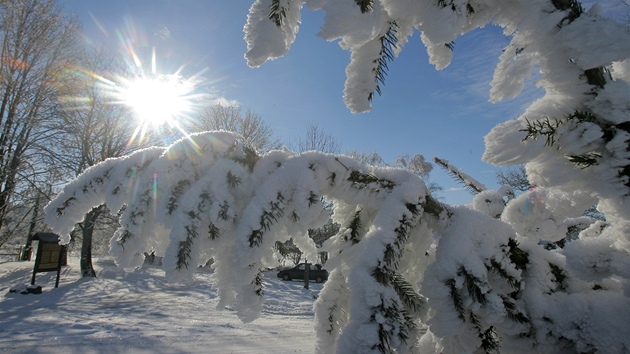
[44,131,443,349]
[44,0,630,353]
[244,0,630,221]
[45,130,630,353]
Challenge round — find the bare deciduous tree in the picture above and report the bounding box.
[51,47,138,277]
[0,0,79,239]
[395,154,433,177]
[194,104,281,153]
[346,150,384,166]
[18,168,60,260]
[496,165,531,192]
[293,123,341,153]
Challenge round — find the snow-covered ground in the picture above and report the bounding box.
[0,257,321,353]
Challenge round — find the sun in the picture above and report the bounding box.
[121,74,195,127]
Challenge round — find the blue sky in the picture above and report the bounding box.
[58,0,549,205]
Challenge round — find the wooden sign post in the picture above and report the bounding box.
[31,233,66,288]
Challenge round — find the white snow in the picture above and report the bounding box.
[243,0,630,221]
[33,0,630,352]
[0,257,322,353]
[42,128,630,353]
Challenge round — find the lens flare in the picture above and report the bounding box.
[65,15,212,148]
[120,74,195,127]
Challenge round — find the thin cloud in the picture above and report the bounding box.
[154,25,171,40]
[209,97,240,107]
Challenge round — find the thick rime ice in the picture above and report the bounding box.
[244,0,304,67]
[46,130,630,353]
[241,2,629,349]
[244,0,630,221]
[46,131,438,348]
[45,0,630,352]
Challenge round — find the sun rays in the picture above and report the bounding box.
[99,18,208,147]
[111,44,207,147]
[117,72,198,137]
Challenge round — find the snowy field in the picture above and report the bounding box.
[0,257,321,353]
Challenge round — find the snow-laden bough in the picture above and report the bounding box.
[46,131,630,353]
[45,0,630,352]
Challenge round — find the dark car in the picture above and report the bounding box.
[277,263,328,283]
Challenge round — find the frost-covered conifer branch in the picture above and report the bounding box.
[246,0,630,216]
[567,152,602,168]
[369,20,399,103]
[209,221,220,238]
[217,200,230,221]
[548,262,568,291]
[226,144,260,171]
[355,0,374,13]
[170,189,218,274]
[445,278,465,321]
[253,268,265,296]
[389,272,427,344]
[226,171,241,188]
[337,157,395,191]
[369,272,418,348]
[177,221,198,270]
[434,157,486,194]
[268,0,289,26]
[499,294,529,324]
[506,238,528,270]
[520,118,563,147]
[342,209,362,244]
[489,259,520,290]
[44,147,165,243]
[477,325,500,354]
[489,0,630,206]
[314,270,349,351]
[437,0,475,15]
[459,267,487,306]
[167,180,191,215]
[114,230,133,250]
[347,169,395,190]
[343,159,446,218]
[338,196,426,352]
[55,197,76,216]
[342,17,408,112]
[422,207,534,352]
[79,0,630,351]
[249,192,285,247]
[111,180,159,262]
[383,203,420,269]
[519,110,625,173]
[244,0,304,67]
[443,265,505,353]
[45,129,630,352]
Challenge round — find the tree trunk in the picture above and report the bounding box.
[21,193,41,261]
[20,236,33,261]
[304,260,310,290]
[80,207,102,277]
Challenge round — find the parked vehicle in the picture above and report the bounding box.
[277,263,328,283]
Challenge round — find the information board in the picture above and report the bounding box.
[30,233,65,288]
